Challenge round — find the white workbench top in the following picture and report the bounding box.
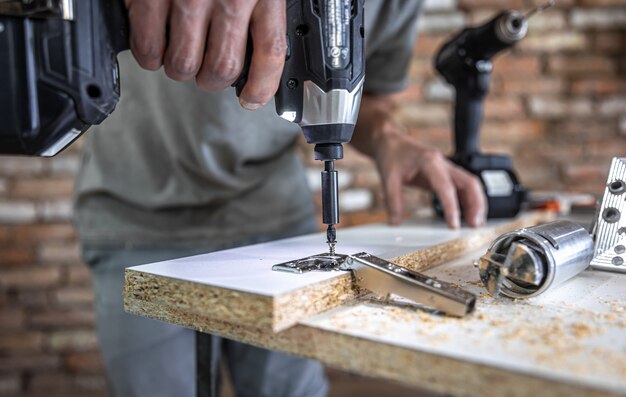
[129,219,468,296]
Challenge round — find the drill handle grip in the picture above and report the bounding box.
[452,72,490,158]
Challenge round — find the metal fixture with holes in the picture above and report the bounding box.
[591,158,626,273]
[273,252,476,317]
[478,220,594,298]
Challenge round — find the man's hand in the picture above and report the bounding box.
[351,95,487,229]
[124,0,286,110]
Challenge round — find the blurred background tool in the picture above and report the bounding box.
[434,2,554,218]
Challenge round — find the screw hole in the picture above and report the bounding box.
[86,84,102,99]
[608,180,626,195]
[603,207,621,224]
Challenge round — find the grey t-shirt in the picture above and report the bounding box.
[73,0,423,247]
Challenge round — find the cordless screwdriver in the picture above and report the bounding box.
[0,0,365,253]
[434,3,553,218]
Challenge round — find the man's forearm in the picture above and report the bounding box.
[350,94,407,159]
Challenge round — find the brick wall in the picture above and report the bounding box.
[1,1,625,395]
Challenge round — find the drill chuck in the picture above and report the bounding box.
[495,10,528,44]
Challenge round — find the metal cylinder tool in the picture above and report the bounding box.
[478,220,594,298]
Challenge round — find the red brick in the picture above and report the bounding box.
[409,57,435,78]
[413,34,446,56]
[0,354,59,371]
[0,157,45,176]
[550,120,618,142]
[593,32,626,53]
[64,352,104,374]
[0,267,62,289]
[484,97,524,120]
[520,32,588,53]
[30,310,95,329]
[548,55,615,75]
[341,210,388,227]
[498,77,565,95]
[458,0,525,8]
[0,308,25,330]
[29,373,73,392]
[0,331,44,352]
[38,242,81,264]
[492,55,541,76]
[0,245,35,266]
[67,266,93,286]
[570,78,626,96]
[11,178,75,198]
[526,11,567,31]
[0,226,12,242]
[0,200,37,223]
[528,96,592,119]
[74,374,107,392]
[395,103,449,126]
[579,0,626,5]
[46,330,99,352]
[482,120,545,143]
[0,375,20,394]
[14,224,76,241]
[560,163,611,184]
[16,290,49,308]
[53,287,94,308]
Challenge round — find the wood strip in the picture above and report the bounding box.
[393,210,555,270]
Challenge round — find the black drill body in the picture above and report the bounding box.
[0,0,365,251]
[435,11,528,219]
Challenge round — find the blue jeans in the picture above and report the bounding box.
[82,219,328,397]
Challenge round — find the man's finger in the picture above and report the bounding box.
[451,166,487,227]
[423,156,460,229]
[239,0,287,109]
[383,171,405,225]
[196,1,255,90]
[126,0,169,70]
[163,0,211,81]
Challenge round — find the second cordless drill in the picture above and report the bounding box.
[435,9,534,218]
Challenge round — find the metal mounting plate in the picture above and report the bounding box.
[591,157,626,272]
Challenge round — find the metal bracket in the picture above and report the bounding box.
[273,252,476,317]
[591,238,626,273]
[0,0,75,20]
[272,253,347,274]
[591,157,626,273]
